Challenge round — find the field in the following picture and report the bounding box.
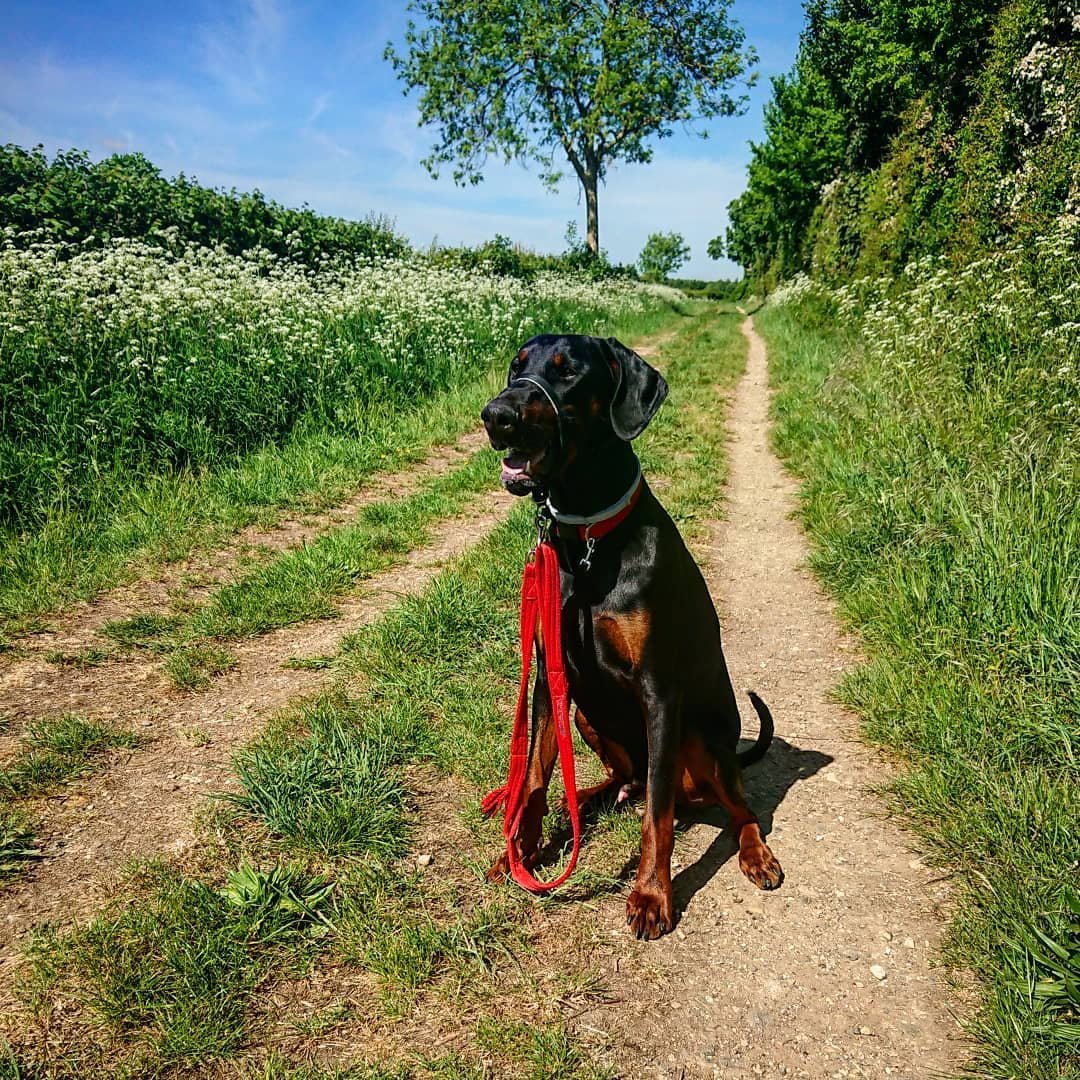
[2,117,1078,1074]
[0,279,750,1076]
[757,227,1080,1079]
[0,233,673,633]
[4,218,1078,1074]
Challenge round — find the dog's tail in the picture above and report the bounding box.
[737,691,774,769]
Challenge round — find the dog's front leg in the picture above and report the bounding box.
[627,686,680,939]
[486,653,558,882]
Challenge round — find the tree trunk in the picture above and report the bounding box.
[584,173,599,256]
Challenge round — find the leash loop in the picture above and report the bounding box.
[482,540,581,894]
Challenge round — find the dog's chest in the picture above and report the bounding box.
[560,593,646,715]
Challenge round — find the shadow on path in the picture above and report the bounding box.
[672,735,833,911]
[530,734,833,909]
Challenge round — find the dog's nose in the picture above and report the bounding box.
[481,399,517,439]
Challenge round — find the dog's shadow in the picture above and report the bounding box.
[534,735,832,909]
[670,735,832,910]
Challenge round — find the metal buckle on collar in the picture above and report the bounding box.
[579,532,597,572]
[535,503,553,545]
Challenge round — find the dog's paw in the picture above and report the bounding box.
[485,853,510,883]
[739,842,784,890]
[626,887,675,940]
[486,841,541,884]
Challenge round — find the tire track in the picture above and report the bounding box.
[0,485,509,964]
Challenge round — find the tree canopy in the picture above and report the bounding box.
[713,0,1075,281]
[639,231,690,280]
[386,0,754,254]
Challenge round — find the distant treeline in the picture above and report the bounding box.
[0,144,407,265]
[0,144,650,281]
[667,277,750,300]
[725,0,1079,283]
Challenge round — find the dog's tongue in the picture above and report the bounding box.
[501,451,529,484]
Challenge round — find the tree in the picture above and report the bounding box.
[706,235,725,260]
[639,231,690,280]
[386,1,754,255]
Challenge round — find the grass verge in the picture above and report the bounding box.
[81,448,500,690]
[4,304,747,1077]
[756,293,1079,1080]
[0,300,682,640]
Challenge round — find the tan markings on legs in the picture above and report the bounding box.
[712,761,783,891]
[561,707,633,811]
[675,733,783,889]
[626,795,676,939]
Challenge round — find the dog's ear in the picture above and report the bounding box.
[603,337,668,441]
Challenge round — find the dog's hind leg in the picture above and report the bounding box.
[559,707,636,813]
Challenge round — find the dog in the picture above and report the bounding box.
[481,334,782,939]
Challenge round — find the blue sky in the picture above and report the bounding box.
[1,0,805,278]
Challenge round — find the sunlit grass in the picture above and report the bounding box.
[758,236,1079,1079]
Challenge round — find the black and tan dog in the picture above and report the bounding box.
[481,333,782,939]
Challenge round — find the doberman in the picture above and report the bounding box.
[480,333,783,939]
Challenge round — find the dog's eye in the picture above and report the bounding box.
[552,352,573,378]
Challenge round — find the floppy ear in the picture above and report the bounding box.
[604,337,669,440]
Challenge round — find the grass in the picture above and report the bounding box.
[4,302,747,1077]
[756,259,1080,1080]
[185,448,496,640]
[0,716,141,801]
[164,643,237,690]
[0,808,40,882]
[80,448,501,691]
[100,613,184,648]
[18,860,335,1071]
[0,715,142,885]
[0,287,673,635]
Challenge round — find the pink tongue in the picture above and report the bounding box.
[501,460,527,484]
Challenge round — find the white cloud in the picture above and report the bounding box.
[306,92,331,124]
[197,0,287,106]
[302,128,353,160]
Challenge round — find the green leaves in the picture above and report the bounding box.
[386,0,754,250]
[638,231,691,281]
[0,144,407,265]
[724,0,1078,280]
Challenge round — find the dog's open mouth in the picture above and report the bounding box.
[500,447,547,493]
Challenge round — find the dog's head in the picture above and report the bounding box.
[481,334,668,496]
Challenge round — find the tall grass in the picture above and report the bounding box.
[0,234,663,527]
[758,227,1080,1079]
[0,234,675,630]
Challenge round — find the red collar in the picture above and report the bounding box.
[547,466,644,543]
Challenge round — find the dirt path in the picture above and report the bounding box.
[596,318,965,1078]
[0,431,489,672]
[0,431,489,752]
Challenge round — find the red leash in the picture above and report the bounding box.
[481,540,581,892]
